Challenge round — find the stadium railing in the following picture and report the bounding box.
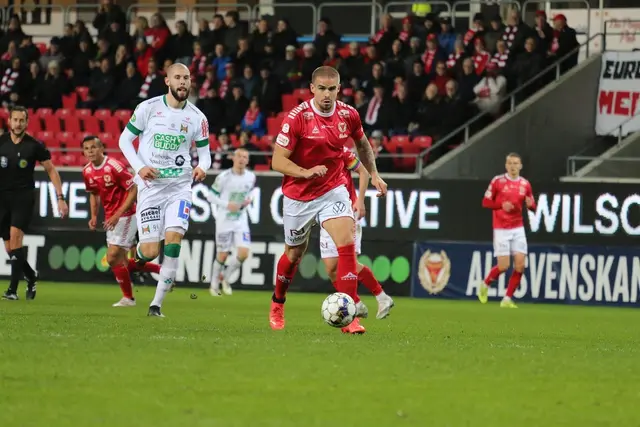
[565,112,640,176]
[418,32,606,173]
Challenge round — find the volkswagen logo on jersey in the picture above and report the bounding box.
[332,201,346,215]
[175,155,185,166]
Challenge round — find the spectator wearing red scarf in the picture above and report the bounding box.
[472,38,491,76]
[370,13,397,57]
[430,61,451,96]
[240,98,266,137]
[464,13,486,50]
[398,17,413,45]
[549,14,579,74]
[421,34,445,76]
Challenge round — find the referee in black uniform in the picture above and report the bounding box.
[0,106,68,300]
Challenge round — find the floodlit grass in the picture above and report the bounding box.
[0,282,639,427]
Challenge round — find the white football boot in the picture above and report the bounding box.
[112,297,136,307]
[376,294,395,319]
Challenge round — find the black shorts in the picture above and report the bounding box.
[0,190,35,240]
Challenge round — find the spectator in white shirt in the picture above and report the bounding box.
[473,61,507,117]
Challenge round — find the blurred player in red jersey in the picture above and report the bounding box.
[81,136,160,307]
[478,153,536,308]
[319,147,395,322]
[270,66,387,333]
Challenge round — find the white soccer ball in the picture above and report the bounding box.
[321,292,357,328]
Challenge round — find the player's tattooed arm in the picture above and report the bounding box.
[354,136,387,197]
[353,136,379,176]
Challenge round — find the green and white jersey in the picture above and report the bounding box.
[211,169,256,224]
[126,95,209,187]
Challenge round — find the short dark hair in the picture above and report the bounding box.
[9,105,28,120]
[311,66,340,84]
[81,135,103,148]
[506,152,521,160]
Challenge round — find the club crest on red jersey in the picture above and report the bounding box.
[338,122,347,133]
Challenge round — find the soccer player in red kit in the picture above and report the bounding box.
[319,146,395,322]
[270,66,388,333]
[478,153,536,308]
[81,136,160,306]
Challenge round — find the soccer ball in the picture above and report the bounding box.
[321,292,357,328]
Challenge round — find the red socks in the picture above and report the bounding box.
[274,254,298,301]
[112,265,133,299]
[506,271,523,298]
[358,266,382,296]
[336,244,358,301]
[484,265,503,286]
[127,258,161,274]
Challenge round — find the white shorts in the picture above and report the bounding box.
[216,222,251,252]
[283,185,354,247]
[136,184,193,243]
[106,215,137,248]
[493,227,528,257]
[320,219,362,258]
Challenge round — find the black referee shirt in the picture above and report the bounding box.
[0,132,51,192]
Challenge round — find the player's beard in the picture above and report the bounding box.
[11,128,25,138]
[170,86,189,102]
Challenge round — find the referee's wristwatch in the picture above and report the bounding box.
[57,194,64,200]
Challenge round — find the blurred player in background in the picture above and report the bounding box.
[320,147,394,322]
[0,106,68,300]
[118,63,211,317]
[82,136,161,306]
[205,148,256,296]
[270,66,387,333]
[478,153,536,308]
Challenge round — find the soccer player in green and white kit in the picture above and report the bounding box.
[205,148,256,296]
[118,63,212,317]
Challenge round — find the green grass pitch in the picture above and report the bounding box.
[1,282,639,427]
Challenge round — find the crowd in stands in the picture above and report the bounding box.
[0,0,579,172]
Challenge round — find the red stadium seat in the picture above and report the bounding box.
[57,152,79,166]
[390,135,410,146]
[292,88,310,99]
[36,131,57,148]
[97,132,115,148]
[82,115,101,133]
[266,117,280,136]
[35,108,53,119]
[398,143,423,172]
[208,135,220,150]
[75,86,89,101]
[27,118,42,134]
[55,108,81,133]
[58,131,76,147]
[230,134,241,148]
[94,109,112,120]
[42,115,61,133]
[62,93,77,109]
[114,109,132,124]
[412,136,432,149]
[101,116,121,134]
[281,94,297,112]
[257,135,273,151]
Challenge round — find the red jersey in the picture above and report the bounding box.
[482,174,536,230]
[82,156,136,220]
[276,99,365,201]
[342,147,360,204]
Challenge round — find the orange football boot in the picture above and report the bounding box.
[341,317,366,334]
[269,301,285,330]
